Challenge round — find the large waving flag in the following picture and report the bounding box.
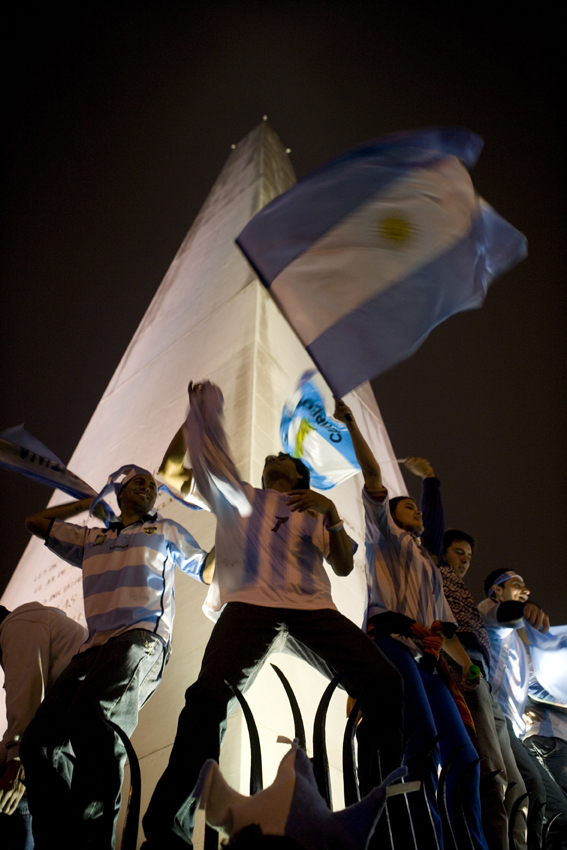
[280,371,360,490]
[237,128,527,397]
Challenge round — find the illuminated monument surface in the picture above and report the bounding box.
[1,123,405,847]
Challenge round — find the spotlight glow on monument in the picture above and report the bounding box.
[1,123,405,848]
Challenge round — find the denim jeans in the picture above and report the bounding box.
[464,679,528,850]
[374,636,489,850]
[523,735,567,850]
[21,628,165,850]
[0,790,34,850]
[142,602,404,849]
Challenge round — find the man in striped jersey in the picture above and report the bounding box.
[21,466,209,850]
[142,381,404,850]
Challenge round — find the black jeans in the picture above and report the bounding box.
[143,602,404,848]
[21,629,165,850]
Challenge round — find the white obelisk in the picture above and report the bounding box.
[1,122,406,848]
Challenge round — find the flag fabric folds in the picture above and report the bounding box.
[237,127,527,397]
[526,623,567,703]
[280,371,360,490]
[185,383,252,518]
[0,424,97,501]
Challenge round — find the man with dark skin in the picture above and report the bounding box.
[21,467,208,850]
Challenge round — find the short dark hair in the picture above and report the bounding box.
[484,568,510,598]
[389,495,416,527]
[443,529,476,554]
[0,605,11,626]
[263,453,310,490]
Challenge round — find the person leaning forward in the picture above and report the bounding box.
[141,381,404,850]
[20,465,210,850]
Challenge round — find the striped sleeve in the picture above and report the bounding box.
[46,520,89,568]
[362,486,395,542]
[165,520,207,581]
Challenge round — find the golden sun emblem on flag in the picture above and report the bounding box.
[375,215,414,246]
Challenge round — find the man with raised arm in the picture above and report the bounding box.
[334,398,489,850]
[142,381,404,850]
[21,466,209,850]
[400,454,529,850]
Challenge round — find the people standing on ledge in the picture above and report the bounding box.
[334,398,489,850]
[405,450,529,850]
[21,466,210,850]
[0,602,87,850]
[142,380,404,850]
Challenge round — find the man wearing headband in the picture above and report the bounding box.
[479,569,549,738]
[20,465,210,850]
[479,570,567,850]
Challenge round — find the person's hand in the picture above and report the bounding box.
[460,665,481,689]
[188,381,207,401]
[403,457,435,479]
[0,759,25,815]
[524,603,550,634]
[333,398,354,425]
[285,490,337,520]
[524,707,546,726]
[91,499,109,524]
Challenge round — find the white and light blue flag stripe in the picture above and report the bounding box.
[237,127,527,397]
[280,371,360,490]
[0,424,97,500]
[526,623,567,703]
[0,425,202,522]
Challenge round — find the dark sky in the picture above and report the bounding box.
[2,3,565,619]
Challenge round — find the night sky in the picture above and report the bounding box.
[2,3,565,619]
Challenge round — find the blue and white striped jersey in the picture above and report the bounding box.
[46,513,206,650]
[203,483,336,620]
[478,597,529,737]
[363,487,454,653]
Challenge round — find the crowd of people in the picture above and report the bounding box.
[0,380,565,850]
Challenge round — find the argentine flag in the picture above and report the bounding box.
[237,128,527,397]
[526,623,567,703]
[281,371,360,490]
[0,424,96,500]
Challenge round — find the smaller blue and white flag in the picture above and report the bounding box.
[280,371,360,490]
[237,127,527,397]
[0,424,97,500]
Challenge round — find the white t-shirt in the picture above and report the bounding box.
[0,603,87,762]
[203,484,337,620]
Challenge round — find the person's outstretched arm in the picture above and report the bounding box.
[405,457,444,563]
[158,425,193,496]
[25,497,94,540]
[186,381,250,517]
[333,399,383,491]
